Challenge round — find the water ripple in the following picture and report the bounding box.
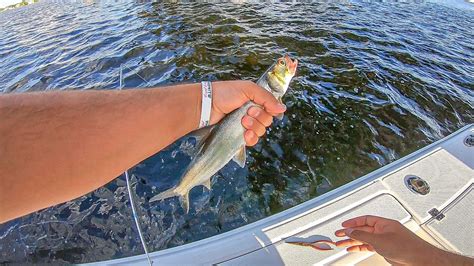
[0,0,473,264]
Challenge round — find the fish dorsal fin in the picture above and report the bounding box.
[232,146,246,168]
[276,96,284,120]
[180,190,191,213]
[187,125,215,154]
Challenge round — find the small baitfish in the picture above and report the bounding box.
[150,55,298,212]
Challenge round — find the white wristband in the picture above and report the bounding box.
[199,81,212,128]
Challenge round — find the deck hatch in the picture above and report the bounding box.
[404,175,430,195]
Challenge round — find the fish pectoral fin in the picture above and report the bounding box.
[232,146,246,168]
[187,125,215,152]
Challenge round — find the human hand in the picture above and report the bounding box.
[335,215,446,265]
[210,80,286,146]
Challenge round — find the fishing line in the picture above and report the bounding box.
[119,64,153,266]
[121,63,153,87]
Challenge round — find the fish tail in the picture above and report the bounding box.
[149,186,191,213]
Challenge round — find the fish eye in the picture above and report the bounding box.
[279,59,286,66]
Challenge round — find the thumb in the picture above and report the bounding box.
[346,228,381,246]
[242,82,286,114]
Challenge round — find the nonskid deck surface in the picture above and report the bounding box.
[86,124,473,266]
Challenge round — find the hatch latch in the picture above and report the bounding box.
[428,208,445,221]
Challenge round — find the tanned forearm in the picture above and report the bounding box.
[0,84,200,223]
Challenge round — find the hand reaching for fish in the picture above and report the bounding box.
[210,80,287,146]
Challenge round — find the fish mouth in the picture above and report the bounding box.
[284,55,298,76]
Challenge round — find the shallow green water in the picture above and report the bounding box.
[0,0,473,263]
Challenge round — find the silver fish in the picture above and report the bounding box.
[150,55,298,212]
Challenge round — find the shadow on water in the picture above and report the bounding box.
[0,0,473,264]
